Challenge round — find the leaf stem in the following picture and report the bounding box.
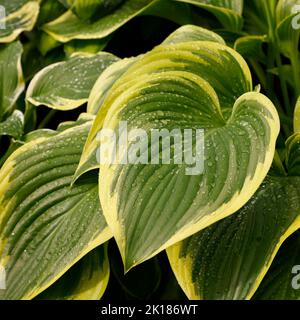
[291,50,300,99]
[275,52,291,116]
[273,150,287,176]
[38,110,57,129]
[249,59,267,90]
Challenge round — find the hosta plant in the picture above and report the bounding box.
[0,0,299,300]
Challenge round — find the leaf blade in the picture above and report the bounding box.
[167,176,300,299]
[0,1,40,43]
[0,117,111,300]
[26,52,119,111]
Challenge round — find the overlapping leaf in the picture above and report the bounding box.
[0,41,24,120]
[77,26,280,270]
[162,24,226,45]
[0,115,111,300]
[37,0,66,26]
[75,25,240,179]
[254,231,300,300]
[74,25,225,178]
[43,0,160,42]
[175,0,244,31]
[26,52,119,111]
[0,0,40,43]
[68,0,125,20]
[36,245,110,300]
[167,176,300,299]
[87,57,138,115]
[64,38,111,57]
[234,35,267,60]
[168,132,300,300]
[0,110,24,139]
[243,0,274,35]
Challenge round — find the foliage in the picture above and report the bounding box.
[0,0,299,300]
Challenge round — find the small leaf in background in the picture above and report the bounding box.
[0,116,111,300]
[0,41,24,120]
[37,0,66,26]
[42,0,160,42]
[175,0,244,32]
[36,245,110,300]
[72,0,126,21]
[26,52,119,111]
[234,35,267,60]
[276,4,300,59]
[243,0,277,35]
[276,0,300,24]
[0,110,24,139]
[0,0,40,43]
[276,0,300,97]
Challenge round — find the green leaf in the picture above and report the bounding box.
[73,0,126,20]
[243,0,270,35]
[254,231,300,300]
[79,27,280,270]
[37,0,66,26]
[0,0,40,43]
[57,0,126,20]
[64,38,111,57]
[74,26,226,180]
[37,32,61,56]
[36,245,110,300]
[87,57,139,117]
[21,42,65,83]
[26,52,119,111]
[276,10,300,59]
[76,25,252,178]
[0,116,111,300]
[167,175,300,299]
[0,41,24,120]
[72,57,139,180]
[42,0,159,42]
[175,0,244,32]
[162,24,226,45]
[234,35,267,59]
[167,133,300,300]
[0,110,24,139]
